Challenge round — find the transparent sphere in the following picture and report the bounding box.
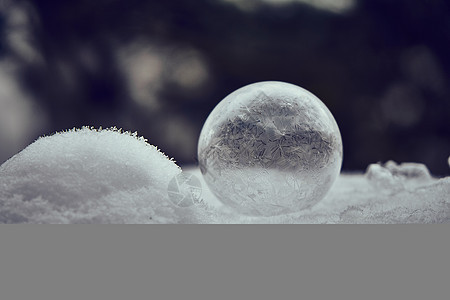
[198,81,343,216]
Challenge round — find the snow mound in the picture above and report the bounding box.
[0,127,195,223]
[192,161,450,223]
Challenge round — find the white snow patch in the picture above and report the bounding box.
[0,127,198,224]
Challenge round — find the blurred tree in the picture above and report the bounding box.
[1,0,449,174]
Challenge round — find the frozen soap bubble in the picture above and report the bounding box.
[198,81,343,216]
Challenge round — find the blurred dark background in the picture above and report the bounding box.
[0,0,449,175]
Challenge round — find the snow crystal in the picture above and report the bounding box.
[0,127,197,224]
[367,160,432,190]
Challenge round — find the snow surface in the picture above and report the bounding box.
[0,127,449,223]
[0,127,198,224]
[190,161,450,223]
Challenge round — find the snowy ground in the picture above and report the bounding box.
[187,165,450,224]
[0,127,448,223]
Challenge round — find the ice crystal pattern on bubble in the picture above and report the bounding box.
[198,82,343,216]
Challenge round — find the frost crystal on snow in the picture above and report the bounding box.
[366,160,433,192]
[198,81,343,216]
[0,127,197,224]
